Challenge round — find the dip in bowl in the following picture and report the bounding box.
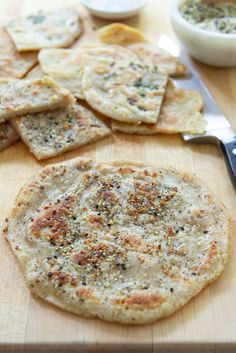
[171,0,236,67]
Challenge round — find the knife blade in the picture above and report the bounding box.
[157,35,236,188]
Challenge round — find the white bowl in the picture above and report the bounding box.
[170,0,236,67]
[80,0,149,20]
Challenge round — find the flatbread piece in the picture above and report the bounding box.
[98,23,147,45]
[0,28,38,78]
[129,43,188,77]
[38,46,138,99]
[82,59,168,124]
[0,122,19,151]
[5,8,82,52]
[5,159,230,324]
[0,76,72,122]
[12,102,111,160]
[112,80,206,134]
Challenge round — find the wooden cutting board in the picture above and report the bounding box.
[0,0,236,352]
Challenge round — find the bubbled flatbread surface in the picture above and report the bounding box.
[82,59,168,124]
[0,76,72,122]
[0,28,38,78]
[0,122,19,151]
[112,80,206,135]
[38,46,138,99]
[128,43,188,77]
[5,8,82,52]
[5,159,230,324]
[12,102,111,160]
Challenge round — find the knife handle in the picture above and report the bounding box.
[220,139,236,188]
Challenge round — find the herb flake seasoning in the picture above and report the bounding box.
[180,0,236,34]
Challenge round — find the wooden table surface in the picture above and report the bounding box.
[0,0,236,352]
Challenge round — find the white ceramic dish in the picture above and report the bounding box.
[171,0,236,67]
[80,0,149,20]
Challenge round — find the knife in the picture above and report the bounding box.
[158,35,236,188]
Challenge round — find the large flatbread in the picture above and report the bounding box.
[82,58,168,124]
[0,28,38,78]
[0,122,19,151]
[111,80,206,134]
[5,159,230,324]
[12,102,111,160]
[38,46,138,99]
[128,43,188,77]
[0,76,72,122]
[5,8,82,52]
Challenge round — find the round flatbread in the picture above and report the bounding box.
[5,159,230,324]
[82,58,168,124]
[39,45,138,99]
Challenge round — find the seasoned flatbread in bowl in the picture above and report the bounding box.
[38,46,138,99]
[82,58,168,124]
[5,159,230,324]
[5,8,82,52]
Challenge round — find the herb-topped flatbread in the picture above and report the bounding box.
[0,28,38,78]
[112,80,206,134]
[38,46,138,99]
[5,159,230,324]
[5,8,82,52]
[129,43,188,77]
[12,102,111,160]
[0,76,72,122]
[0,122,19,151]
[82,58,168,124]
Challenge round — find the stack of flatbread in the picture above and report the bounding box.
[0,17,206,159]
[36,23,206,139]
[0,7,113,158]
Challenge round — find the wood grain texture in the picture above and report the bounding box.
[0,0,236,352]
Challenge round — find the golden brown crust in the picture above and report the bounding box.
[98,23,147,45]
[115,293,166,309]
